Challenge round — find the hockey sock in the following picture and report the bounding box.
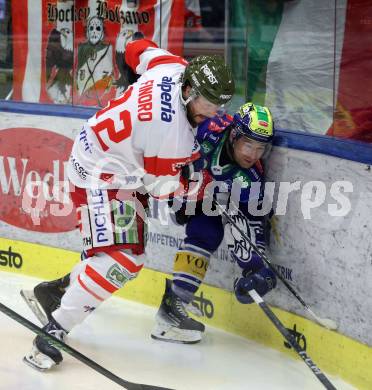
[53,250,143,331]
[172,244,211,303]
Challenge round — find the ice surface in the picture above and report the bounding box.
[0,272,355,390]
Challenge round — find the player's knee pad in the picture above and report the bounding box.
[72,187,148,257]
[172,244,211,302]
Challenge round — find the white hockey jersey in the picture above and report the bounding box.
[68,39,199,198]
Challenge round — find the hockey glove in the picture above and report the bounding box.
[234,267,277,304]
[174,168,213,202]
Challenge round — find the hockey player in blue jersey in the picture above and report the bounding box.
[151,102,277,344]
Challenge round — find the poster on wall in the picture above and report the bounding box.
[12,0,186,107]
[326,0,372,143]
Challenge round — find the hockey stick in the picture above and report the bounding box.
[248,289,337,390]
[212,199,337,330]
[0,301,173,390]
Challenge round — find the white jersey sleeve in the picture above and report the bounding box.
[141,95,199,198]
[125,38,188,75]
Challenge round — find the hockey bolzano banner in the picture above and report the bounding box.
[12,0,188,106]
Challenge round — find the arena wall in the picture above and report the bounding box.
[0,105,371,389]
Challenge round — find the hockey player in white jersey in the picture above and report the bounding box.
[21,35,234,371]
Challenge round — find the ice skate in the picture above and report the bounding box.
[21,275,70,326]
[184,301,203,317]
[151,279,205,344]
[23,317,67,371]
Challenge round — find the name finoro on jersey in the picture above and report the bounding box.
[157,76,175,122]
[137,80,154,122]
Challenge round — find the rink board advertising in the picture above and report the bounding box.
[0,109,372,389]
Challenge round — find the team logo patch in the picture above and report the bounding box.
[258,120,268,127]
[233,174,250,186]
[200,64,218,84]
[112,200,138,245]
[239,102,253,117]
[106,263,132,288]
[253,127,272,136]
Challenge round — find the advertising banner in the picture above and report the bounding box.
[0,127,74,233]
[264,146,372,347]
[0,112,82,249]
[1,111,372,347]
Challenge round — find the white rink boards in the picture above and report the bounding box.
[0,272,354,390]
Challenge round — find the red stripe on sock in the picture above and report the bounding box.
[84,265,118,294]
[78,274,104,302]
[108,251,143,274]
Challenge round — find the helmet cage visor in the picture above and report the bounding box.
[184,88,225,117]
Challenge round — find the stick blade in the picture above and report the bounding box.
[20,289,48,325]
[138,385,175,390]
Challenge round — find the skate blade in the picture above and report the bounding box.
[23,347,56,372]
[151,333,201,344]
[151,323,202,344]
[20,290,48,326]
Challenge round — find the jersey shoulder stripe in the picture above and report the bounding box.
[125,39,158,73]
[148,55,188,70]
[125,38,185,75]
[144,155,189,177]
